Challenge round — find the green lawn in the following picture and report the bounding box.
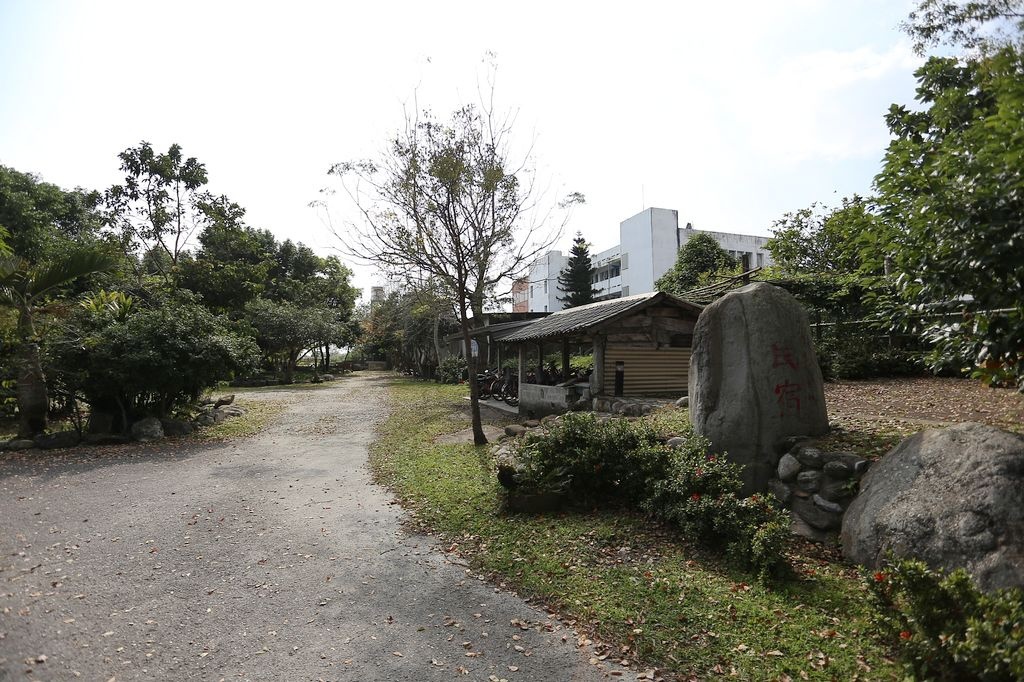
[371,379,900,681]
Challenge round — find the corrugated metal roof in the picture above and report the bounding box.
[443,317,552,343]
[501,292,702,343]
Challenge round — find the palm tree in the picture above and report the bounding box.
[0,249,116,438]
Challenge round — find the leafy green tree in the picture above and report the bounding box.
[557,232,599,308]
[766,197,876,276]
[873,46,1024,387]
[330,98,580,444]
[0,249,116,436]
[104,142,216,283]
[50,296,258,430]
[656,232,737,296]
[244,298,319,383]
[177,200,277,314]
[355,285,456,375]
[0,165,104,263]
[903,0,1024,55]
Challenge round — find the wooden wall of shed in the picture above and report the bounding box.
[598,304,697,394]
[602,347,691,394]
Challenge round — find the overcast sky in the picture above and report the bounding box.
[0,0,922,299]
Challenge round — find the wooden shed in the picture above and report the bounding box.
[502,292,703,415]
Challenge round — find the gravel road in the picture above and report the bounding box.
[0,373,607,681]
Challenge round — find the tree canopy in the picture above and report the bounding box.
[330,94,579,444]
[656,232,737,296]
[873,45,1024,386]
[0,143,360,437]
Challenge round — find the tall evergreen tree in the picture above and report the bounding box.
[557,232,599,308]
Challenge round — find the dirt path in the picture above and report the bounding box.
[0,374,605,681]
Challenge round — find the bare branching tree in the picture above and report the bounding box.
[322,95,583,444]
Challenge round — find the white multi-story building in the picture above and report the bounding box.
[523,250,570,313]
[522,207,772,313]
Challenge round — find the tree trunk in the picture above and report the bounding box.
[16,341,48,438]
[323,343,331,372]
[458,302,486,446]
[283,350,296,384]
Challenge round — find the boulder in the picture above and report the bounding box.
[792,497,842,530]
[776,453,801,482]
[813,494,844,514]
[504,424,528,438]
[794,446,825,469]
[160,419,194,437]
[790,510,834,543]
[194,413,216,427]
[774,435,808,455]
[823,460,852,479]
[522,419,541,428]
[675,396,689,408]
[34,431,80,450]
[818,477,856,504]
[767,479,792,504]
[841,423,1024,591]
[689,283,828,494]
[214,406,245,419]
[130,417,164,442]
[82,433,130,446]
[666,436,688,449]
[796,469,822,493]
[821,451,869,475]
[5,439,36,451]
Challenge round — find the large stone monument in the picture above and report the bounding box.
[842,422,1024,592]
[689,283,829,494]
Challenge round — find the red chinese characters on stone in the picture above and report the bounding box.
[774,380,801,417]
[771,343,798,370]
[771,341,802,417]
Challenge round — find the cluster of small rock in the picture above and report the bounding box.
[767,441,869,542]
[591,395,682,417]
[1,401,246,452]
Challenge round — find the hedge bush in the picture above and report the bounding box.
[437,355,467,384]
[507,413,788,578]
[867,558,1024,681]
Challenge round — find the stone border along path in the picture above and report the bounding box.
[0,373,613,681]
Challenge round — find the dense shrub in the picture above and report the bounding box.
[437,355,467,384]
[513,413,675,505]
[49,296,258,428]
[814,329,924,380]
[508,413,788,578]
[867,558,1024,681]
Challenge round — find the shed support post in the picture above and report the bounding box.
[561,338,570,382]
[592,334,606,396]
[537,342,544,382]
[518,345,527,386]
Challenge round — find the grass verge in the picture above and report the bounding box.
[372,379,900,680]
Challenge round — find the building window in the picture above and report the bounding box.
[530,286,533,297]
[757,253,764,267]
[610,264,620,278]
[543,280,548,294]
